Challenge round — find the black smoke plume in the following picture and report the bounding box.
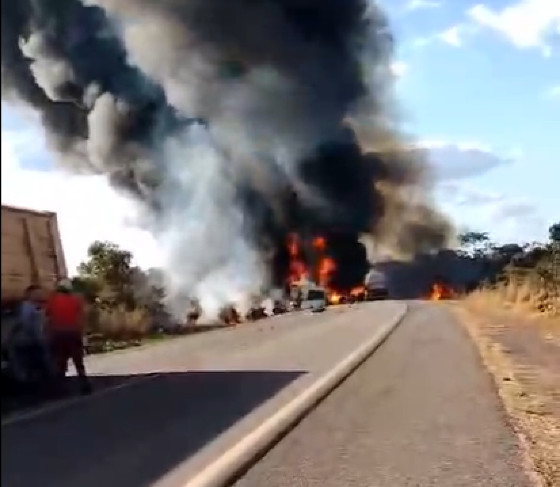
[1,0,452,314]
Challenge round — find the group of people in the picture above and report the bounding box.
[5,279,91,395]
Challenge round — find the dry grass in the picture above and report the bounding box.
[467,277,559,319]
[453,299,560,487]
[86,305,151,340]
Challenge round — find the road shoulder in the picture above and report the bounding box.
[452,303,559,487]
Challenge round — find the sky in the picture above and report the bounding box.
[1,0,559,273]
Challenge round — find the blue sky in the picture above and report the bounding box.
[383,0,559,242]
[1,0,559,271]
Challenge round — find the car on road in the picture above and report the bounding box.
[300,286,327,313]
[364,268,389,300]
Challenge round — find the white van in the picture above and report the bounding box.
[300,286,327,312]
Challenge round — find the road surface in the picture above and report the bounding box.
[235,303,533,487]
[1,302,533,487]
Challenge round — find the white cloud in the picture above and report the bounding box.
[1,131,161,274]
[390,60,409,77]
[436,181,546,243]
[404,0,442,11]
[416,141,512,180]
[467,1,560,55]
[544,84,560,98]
[414,24,478,49]
[422,141,547,242]
[437,25,464,46]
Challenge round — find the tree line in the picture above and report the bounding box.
[457,222,559,282]
[71,221,559,343]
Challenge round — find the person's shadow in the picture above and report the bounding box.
[2,370,304,487]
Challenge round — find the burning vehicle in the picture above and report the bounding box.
[428,281,455,301]
[245,295,268,321]
[364,267,389,300]
[289,279,328,312]
[272,300,288,315]
[269,288,289,315]
[218,304,241,326]
[246,306,268,321]
[1,0,452,313]
[427,275,455,301]
[283,234,368,306]
[185,298,202,326]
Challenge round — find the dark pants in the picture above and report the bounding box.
[50,330,91,392]
[12,343,52,383]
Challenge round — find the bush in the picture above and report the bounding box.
[94,305,152,340]
[75,241,167,342]
[470,260,559,318]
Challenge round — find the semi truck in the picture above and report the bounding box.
[1,204,67,306]
[364,267,389,300]
[1,205,67,347]
[1,205,67,381]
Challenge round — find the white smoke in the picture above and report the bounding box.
[153,124,266,318]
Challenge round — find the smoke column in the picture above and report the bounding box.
[1,0,452,315]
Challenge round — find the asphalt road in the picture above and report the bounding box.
[235,302,534,487]
[1,301,405,487]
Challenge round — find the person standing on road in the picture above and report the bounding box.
[9,285,53,384]
[45,279,92,395]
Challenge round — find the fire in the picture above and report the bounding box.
[285,233,364,305]
[329,292,342,305]
[428,282,454,301]
[350,285,365,297]
[287,234,308,284]
[430,283,444,301]
[317,256,336,287]
[312,236,326,251]
[287,233,299,257]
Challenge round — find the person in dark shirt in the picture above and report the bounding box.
[11,285,52,383]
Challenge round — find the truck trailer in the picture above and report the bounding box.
[1,204,67,308]
[1,205,68,381]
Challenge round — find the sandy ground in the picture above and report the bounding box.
[452,301,560,487]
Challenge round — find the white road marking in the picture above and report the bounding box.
[183,303,408,487]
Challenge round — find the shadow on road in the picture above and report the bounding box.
[1,370,304,487]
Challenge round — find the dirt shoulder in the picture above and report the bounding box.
[451,301,559,487]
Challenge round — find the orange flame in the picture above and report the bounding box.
[287,233,308,284]
[317,256,336,287]
[312,236,326,251]
[287,233,300,258]
[350,285,366,298]
[429,282,454,301]
[285,233,367,306]
[328,291,342,305]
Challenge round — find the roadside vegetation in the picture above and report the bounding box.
[73,222,558,351]
[71,241,177,353]
[453,222,559,487]
[458,222,559,319]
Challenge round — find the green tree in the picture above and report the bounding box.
[71,275,102,303]
[77,241,135,308]
[457,230,491,257]
[77,241,166,312]
[78,241,133,287]
[549,222,560,243]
